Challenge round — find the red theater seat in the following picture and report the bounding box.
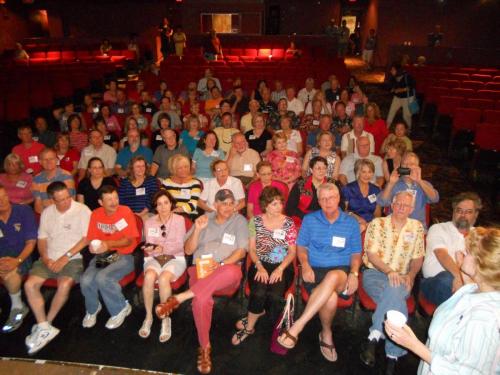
[485,82,500,91]
[448,73,469,81]
[483,109,500,124]
[61,50,76,62]
[460,80,484,91]
[46,51,61,63]
[466,98,495,111]
[470,74,492,83]
[477,90,500,101]
[450,88,475,98]
[452,107,481,134]
[437,96,465,116]
[438,79,460,89]
[418,292,437,316]
[271,48,285,60]
[473,123,500,151]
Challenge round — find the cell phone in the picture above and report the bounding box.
[397,167,411,176]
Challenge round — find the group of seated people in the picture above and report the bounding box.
[1,69,498,375]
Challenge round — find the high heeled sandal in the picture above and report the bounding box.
[197,346,212,374]
[155,296,180,319]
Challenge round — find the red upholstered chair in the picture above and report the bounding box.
[466,98,495,111]
[438,79,460,89]
[46,51,61,63]
[448,73,469,81]
[494,76,500,83]
[460,80,484,91]
[450,88,475,99]
[470,74,492,83]
[483,109,500,124]
[61,50,76,63]
[417,291,437,316]
[477,90,500,101]
[473,123,500,152]
[5,96,30,122]
[452,107,482,135]
[485,82,500,91]
[29,51,47,64]
[436,96,465,117]
[271,48,285,60]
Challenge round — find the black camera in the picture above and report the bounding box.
[95,251,119,268]
[397,167,411,176]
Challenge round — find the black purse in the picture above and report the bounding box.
[95,251,120,268]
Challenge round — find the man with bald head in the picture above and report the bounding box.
[339,136,384,187]
[78,130,117,180]
[340,115,375,158]
[226,133,261,186]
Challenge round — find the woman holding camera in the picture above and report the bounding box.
[139,190,187,342]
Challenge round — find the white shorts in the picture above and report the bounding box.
[143,256,187,281]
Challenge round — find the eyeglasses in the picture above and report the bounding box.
[455,208,475,215]
[393,202,413,209]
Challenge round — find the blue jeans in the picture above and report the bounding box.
[420,271,453,306]
[363,268,409,358]
[80,255,134,316]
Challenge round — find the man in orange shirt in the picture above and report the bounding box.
[80,185,139,330]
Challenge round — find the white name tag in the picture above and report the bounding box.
[249,134,256,140]
[222,233,235,245]
[273,229,286,240]
[148,228,160,237]
[84,150,92,156]
[26,168,34,174]
[146,108,152,113]
[115,218,128,231]
[93,107,100,113]
[312,120,320,126]
[136,187,146,196]
[32,136,39,142]
[194,136,200,141]
[180,188,191,199]
[286,156,295,163]
[243,163,253,172]
[0,229,3,238]
[368,194,377,203]
[407,189,417,196]
[404,232,415,243]
[28,156,38,164]
[331,236,346,248]
[211,151,219,157]
[118,108,124,114]
[156,134,163,141]
[16,181,27,188]
[104,135,111,141]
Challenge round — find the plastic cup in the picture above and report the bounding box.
[90,239,102,251]
[386,310,407,328]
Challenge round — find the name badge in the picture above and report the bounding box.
[32,136,39,142]
[248,134,256,140]
[285,156,295,163]
[273,229,286,240]
[0,229,3,238]
[93,107,100,113]
[148,228,160,237]
[211,151,219,157]
[115,218,128,231]
[16,181,27,188]
[28,156,38,164]
[146,108,152,113]
[406,189,417,196]
[331,236,346,248]
[84,150,92,156]
[136,187,146,196]
[118,108,124,114]
[222,233,236,245]
[180,188,191,199]
[368,194,377,203]
[156,134,163,141]
[243,164,253,172]
[104,135,111,141]
[312,120,320,126]
[26,168,34,174]
[194,136,200,141]
[403,232,415,243]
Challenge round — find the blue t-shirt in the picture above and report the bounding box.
[342,181,380,222]
[192,148,225,180]
[180,130,205,156]
[117,175,159,213]
[116,145,153,169]
[297,209,361,268]
[0,204,37,273]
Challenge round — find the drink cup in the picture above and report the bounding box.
[386,310,407,328]
[90,239,102,252]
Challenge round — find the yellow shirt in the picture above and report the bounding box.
[213,127,239,154]
[363,216,424,274]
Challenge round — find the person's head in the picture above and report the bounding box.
[231,133,248,154]
[340,88,350,103]
[210,86,221,99]
[187,115,200,132]
[354,158,375,184]
[108,80,117,91]
[252,113,265,130]
[55,132,70,151]
[160,96,171,110]
[100,104,111,117]
[160,80,168,91]
[204,68,213,78]
[319,115,332,131]
[157,113,171,130]
[274,80,283,91]
[87,157,105,178]
[261,87,271,101]
[463,227,500,290]
[116,89,126,103]
[136,80,145,91]
[317,131,334,151]
[310,156,328,180]
[98,185,119,214]
[63,101,75,114]
[312,99,322,114]
[89,130,104,148]
[272,132,288,152]
[3,153,24,175]
[256,161,273,185]
[94,117,107,133]
[277,98,288,112]
[317,183,340,216]
[211,159,229,181]
[161,128,178,149]
[390,62,402,77]
[249,99,260,113]
[392,121,408,137]
[385,138,407,159]
[365,102,381,120]
[286,86,296,100]
[18,125,33,143]
[68,114,82,132]
[352,115,365,133]
[47,181,72,212]
[435,24,441,33]
[198,131,219,150]
[356,136,371,157]
[128,155,148,181]
[152,189,176,216]
[220,100,232,114]
[40,148,58,172]
[34,116,48,132]
[401,152,420,171]
[329,75,339,88]
[451,192,482,232]
[334,101,346,117]
[234,86,244,98]
[221,112,233,128]
[214,189,236,219]
[131,103,141,115]
[305,78,315,91]
[190,101,201,114]
[168,154,191,179]
[391,191,415,221]
[259,186,284,215]
[256,80,268,91]
[0,185,10,213]
[280,116,292,131]
[125,116,139,132]
[127,128,141,148]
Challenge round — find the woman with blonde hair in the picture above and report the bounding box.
[0,153,33,204]
[304,91,332,115]
[302,131,339,180]
[385,227,500,375]
[265,132,302,189]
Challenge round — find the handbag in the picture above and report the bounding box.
[95,251,120,268]
[404,74,420,115]
[270,293,295,355]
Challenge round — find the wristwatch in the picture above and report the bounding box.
[350,271,359,277]
[220,262,225,266]
[65,251,73,259]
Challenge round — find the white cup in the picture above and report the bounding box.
[386,310,407,328]
[90,239,102,251]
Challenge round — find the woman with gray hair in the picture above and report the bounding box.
[0,153,33,204]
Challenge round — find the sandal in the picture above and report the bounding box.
[197,346,212,374]
[159,317,172,343]
[231,327,255,346]
[138,318,153,338]
[235,311,265,330]
[277,329,298,349]
[319,333,338,362]
[155,296,180,319]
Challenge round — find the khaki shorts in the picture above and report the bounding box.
[29,259,84,281]
[143,256,187,281]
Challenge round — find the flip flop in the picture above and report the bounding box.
[277,329,298,349]
[319,333,338,362]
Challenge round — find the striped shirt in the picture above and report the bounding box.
[297,209,361,268]
[69,131,89,153]
[161,178,202,216]
[32,168,76,206]
[117,176,159,213]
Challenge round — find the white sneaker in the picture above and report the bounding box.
[25,324,40,347]
[26,324,60,355]
[82,303,102,328]
[105,302,132,330]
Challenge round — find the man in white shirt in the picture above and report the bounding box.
[340,115,375,158]
[198,160,245,212]
[297,77,318,105]
[226,133,261,186]
[78,130,117,180]
[197,68,222,94]
[339,136,384,187]
[24,181,91,354]
[286,86,305,117]
[421,192,482,306]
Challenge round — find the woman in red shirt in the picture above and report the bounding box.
[363,102,388,155]
[55,132,80,177]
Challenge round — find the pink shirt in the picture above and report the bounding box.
[12,141,45,175]
[143,213,186,257]
[0,173,33,204]
[247,180,289,216]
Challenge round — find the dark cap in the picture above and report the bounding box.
[214,189,235,202]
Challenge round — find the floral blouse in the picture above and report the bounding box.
[265,150,302,185]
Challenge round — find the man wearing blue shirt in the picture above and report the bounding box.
[115,128,153,177]
[277,182,361,362]
[0,185,37,332]
[377,152,439,229]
